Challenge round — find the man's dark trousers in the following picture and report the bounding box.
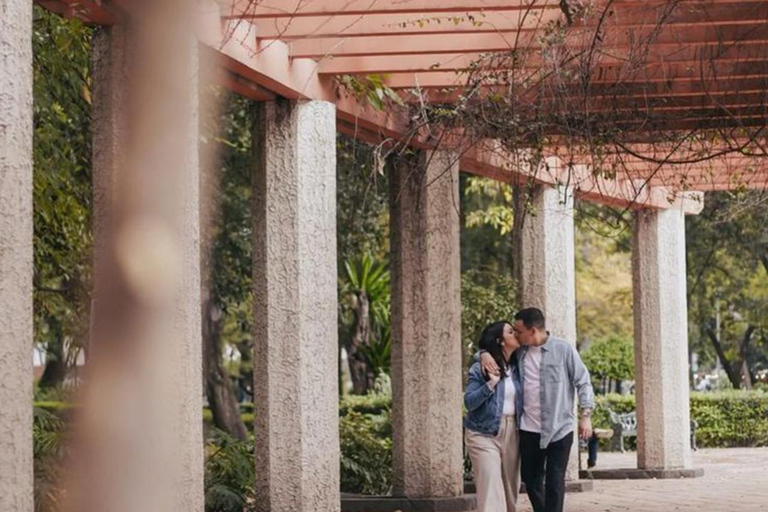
[520,430,573,512]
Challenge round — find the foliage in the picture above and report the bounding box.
[686,191,768,384]
[33,406,68,512]
[204,93,254,320]
[32,6,94,384]
[204,430,255,512]
[340,411,393,495]
[343,255,391,332]
[463,177,514,235]
[593,391,768,449]
[581,336,635,392]
[460,175,514,276]
[336,74,403,112]
[461,269,518,366]
[574,203,633,345]
[339,390,393,494]
[336,135,390,266]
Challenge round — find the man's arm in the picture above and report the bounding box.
[568,344,595,410]
[568,344,595,440]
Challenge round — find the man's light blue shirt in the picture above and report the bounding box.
[518,335,595,448]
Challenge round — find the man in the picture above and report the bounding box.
[480,308,594,512]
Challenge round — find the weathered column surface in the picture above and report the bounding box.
[633,208,692,470]
[390,150,464,498]
[88,22,204,511]
[519,184,581,480]
[91,26,128,287]
[252,100,340,512]
[520,184,577,342]
[0,1,34,511]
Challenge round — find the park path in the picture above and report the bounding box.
[513,447,768,512]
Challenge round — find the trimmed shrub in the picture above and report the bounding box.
[593,391,768,449]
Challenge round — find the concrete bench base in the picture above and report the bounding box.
[580,467,705,480]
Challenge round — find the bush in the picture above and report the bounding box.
[594,391,768,449]
[340,411,392,495]
[581,336,634,391]
[204,430,255,512]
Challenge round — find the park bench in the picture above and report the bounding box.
[608,409,698,452]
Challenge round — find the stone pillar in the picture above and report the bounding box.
[91,26,127,305]
[520,184,577,341]
[0,1,34,511]
[390,150,464,499]
[519,184,581,480]
[252,100,339,512]
[89,22,204,511]
[632,208,692,470]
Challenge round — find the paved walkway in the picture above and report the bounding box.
[516,448,768,512]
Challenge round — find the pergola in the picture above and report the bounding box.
[1,1,767,511]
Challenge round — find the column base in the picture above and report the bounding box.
[463,480,593,494]
[341,494,475,512]
[580,467,704,480]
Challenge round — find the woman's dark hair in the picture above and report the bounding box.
[478,321,513,379]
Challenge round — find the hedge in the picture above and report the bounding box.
[35,389,768,453]
[594,391,768,449]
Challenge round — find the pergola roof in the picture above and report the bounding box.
[37,0,768,210]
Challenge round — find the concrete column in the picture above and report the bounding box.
[89,23,204,511]
[519,184,580,480]
[390,150,464,498]
[91,26,127,306]
[520,184,577,342]
[632,208,692,470]
[252,100,339,512]
[0,1,34,510]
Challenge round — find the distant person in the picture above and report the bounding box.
[480,308,594,512]
[464,321,523,512]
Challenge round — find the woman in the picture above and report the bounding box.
[464,321,522,512]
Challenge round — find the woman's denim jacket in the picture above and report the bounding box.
[463,353,523,436]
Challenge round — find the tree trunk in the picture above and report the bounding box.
[346,289,372,395]
[740,325,755,390]
[38,335,67,389]
[705,326,741,389]
[202,296,247,440]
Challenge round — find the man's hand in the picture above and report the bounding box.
[480,352,500,377]
[486,371,501,390]
[578,415,593,441]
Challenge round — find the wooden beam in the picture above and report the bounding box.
[288,21,768,58]
[221,0,561,19]
[316,40,768,74]
[250,2,768,39]
[382,59,768,88]
[34,0,120,24]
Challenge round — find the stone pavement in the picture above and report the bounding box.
[515,448,768,512]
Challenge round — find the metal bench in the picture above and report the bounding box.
[608,410,637,453]
[607,409,698,452]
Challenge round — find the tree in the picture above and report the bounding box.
[581,336,635,394]
[687,191,768,388]
[336,136,390,393]
[340,256,391,394]
[574,202,634,346]
[32,8,94,388]
[198,92,255,439]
